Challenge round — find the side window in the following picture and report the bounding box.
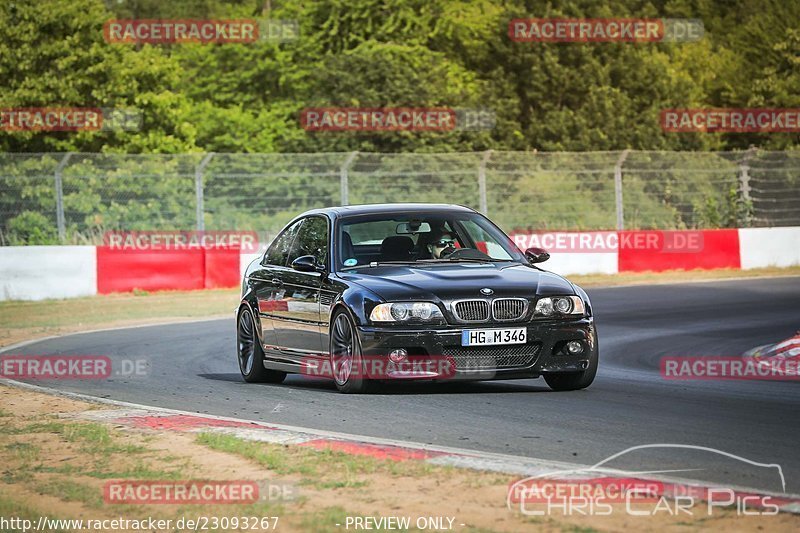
[264,220,303,266]
[459,219,513,260]
[288,216,329,267]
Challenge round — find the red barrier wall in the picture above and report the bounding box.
[618,229,741,272]
[204,248,241,289]
[95,229,742,294]
[96,247,240,294]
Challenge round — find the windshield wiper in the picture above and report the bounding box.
[449,258,513,263]
[416,258,513,263]
[340,261,414,270]
[366,260,419,267]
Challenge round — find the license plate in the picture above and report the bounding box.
[461,327,526,347]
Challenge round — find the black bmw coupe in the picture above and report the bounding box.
[237,204,598,393]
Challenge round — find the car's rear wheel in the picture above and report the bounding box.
[237,307,286,384]
[544,330,599,391]
[330,310,374,394]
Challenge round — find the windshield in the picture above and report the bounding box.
[337,211,526,269]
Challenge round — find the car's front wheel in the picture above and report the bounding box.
[544,330,598,391]
[237,307,286,384]
[330,310,375,394]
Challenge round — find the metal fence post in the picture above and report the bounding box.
[195,153,214,231]
[738,146,758,228]
[614,149,630,230]
[54,153,72,242]
[738,146,757,204]
[478,150,492,215]
[340,151,358,206]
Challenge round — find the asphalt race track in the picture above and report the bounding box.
[4,277,800,494]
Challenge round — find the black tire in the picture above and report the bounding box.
[330,309,375,394]
[237,307,286,384]
[544,330,599,391]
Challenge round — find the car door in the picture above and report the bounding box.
[271,216,328,360]
[253,219,303,357]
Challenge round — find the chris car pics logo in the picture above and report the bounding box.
[507,444,791,516]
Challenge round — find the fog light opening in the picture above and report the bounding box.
[566,341,584,355]
[388,349,408,363]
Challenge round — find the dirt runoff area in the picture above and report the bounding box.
[0,384,797,533]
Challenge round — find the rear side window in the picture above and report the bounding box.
[264,219,303,266]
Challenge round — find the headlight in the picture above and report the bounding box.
[370,302,444,323]
[534,296,585,318]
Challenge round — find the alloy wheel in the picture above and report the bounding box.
[331,313,354,385]
[238,309,256,375]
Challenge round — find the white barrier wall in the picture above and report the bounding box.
[738,227,800,269]
[0,246,97,301]
[541,252,618,277]
[511,232,619,276]
[240,251,263,278]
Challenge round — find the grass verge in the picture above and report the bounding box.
[0,287,238,347]
[196,432,438,489]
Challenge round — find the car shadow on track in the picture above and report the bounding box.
[199,373,573,395]
[197,373,245,383]
[283,376,551,395]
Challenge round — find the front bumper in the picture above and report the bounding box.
[357,318,595,381]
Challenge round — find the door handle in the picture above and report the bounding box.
[271,278,283,286]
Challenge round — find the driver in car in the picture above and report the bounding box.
[427,229,457,259]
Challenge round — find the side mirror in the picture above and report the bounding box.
[291,255,324,273]
[525,247,550,264]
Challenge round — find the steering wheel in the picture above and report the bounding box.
[441,247,491,260]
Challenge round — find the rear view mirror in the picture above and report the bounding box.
[396,222,431,234]
[525,247,550,264]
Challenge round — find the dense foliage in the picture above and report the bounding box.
[2,0,799,153]
[0,1,798,242]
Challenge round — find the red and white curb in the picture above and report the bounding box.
[3,377,800,514]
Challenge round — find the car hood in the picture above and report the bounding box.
[339,262,575,302]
